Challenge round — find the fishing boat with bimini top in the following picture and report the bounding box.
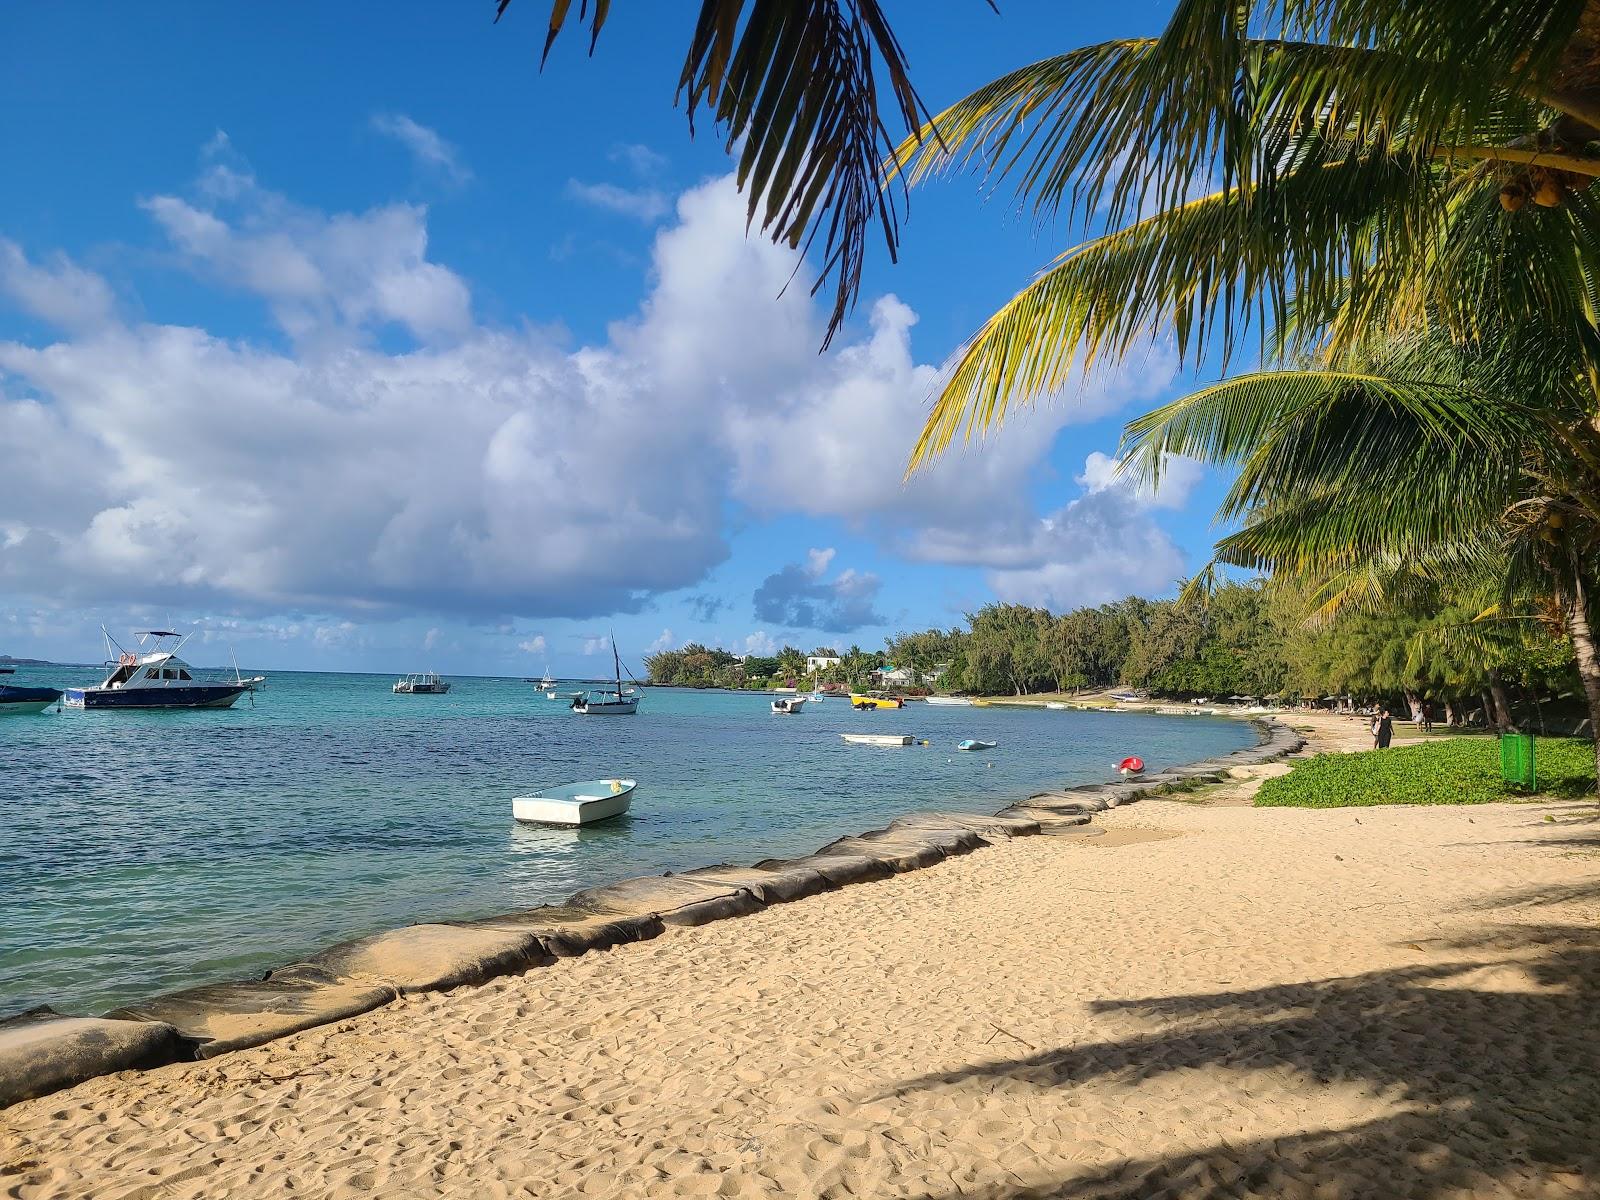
[64,630,260,710]
[394,672,450,694]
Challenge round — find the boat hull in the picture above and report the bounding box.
[849,694,903,709]
[64,684,248,710]
[924,697,972,706]
[574,697,639,714]
[841,733,913,746]
[513,779,636,826]
[0,686,61,714]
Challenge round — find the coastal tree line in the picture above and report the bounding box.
[643,578,1585,731]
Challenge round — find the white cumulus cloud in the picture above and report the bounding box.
[0,153,1202,635]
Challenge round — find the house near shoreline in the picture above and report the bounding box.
[806,655,841,674]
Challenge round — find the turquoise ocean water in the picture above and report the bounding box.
[0,669,1256,1016]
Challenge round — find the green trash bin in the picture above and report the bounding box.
[1500,733,1537,791]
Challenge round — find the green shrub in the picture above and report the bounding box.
[1254,737,1596,808]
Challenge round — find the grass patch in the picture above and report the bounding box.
[1254,737,1596,808]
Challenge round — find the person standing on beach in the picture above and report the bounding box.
[1377,709,1394,749]
[1371,712,1382,749]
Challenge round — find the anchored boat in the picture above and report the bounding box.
[849,692,903,710]
[771,696,808,714]
[512,778,636,826]
[957,739,998,751]
[841,733,913,746]
[394,672,450,694]
[572,638,640,715]
[0,682,62,714]
[64,630,260,710]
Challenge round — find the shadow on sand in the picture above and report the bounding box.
[879,896,1599,1198]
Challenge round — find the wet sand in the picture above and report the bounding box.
[4,779,1596,1198]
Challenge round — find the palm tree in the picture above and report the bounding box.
[519,2,1600,357]
[1119,316,1600,782]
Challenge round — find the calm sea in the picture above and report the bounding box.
[0,669,1255,1015]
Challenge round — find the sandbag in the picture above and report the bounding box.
[910,811,1041,839]
[883,818,988,855]
[762,852,895,887]
[813,833,946,873]
[998,806,1093,829]
[465,906,665,957]
[270,924,546,995]
[1024,792,1109,815]
[0,1007,188,1108]
[106,977,395,1058]
[568,875,766,927]
[677,863,834,905]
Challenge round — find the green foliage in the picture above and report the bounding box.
[1255,737,1597,808]
[643,643,751,689]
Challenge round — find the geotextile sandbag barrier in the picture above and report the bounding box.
[904,811,1041,839]
[883,817,990,854]
[757,852,895,888]
[568,875,767,928]
[270,924,549,995]
[676,863,836,905]
[998,807,1093,829]
[106,977,397,1059]
[464,905,666,957]
[813,833,946,873]
[0,1008,188,1108]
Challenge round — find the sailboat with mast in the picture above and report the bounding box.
[571,637,640,715]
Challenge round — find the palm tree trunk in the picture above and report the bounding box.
[1488,673,1517,731]
[1559,573,1600,792]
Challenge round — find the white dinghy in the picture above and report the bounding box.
[512,778,636,826]
[840,733,913,746]
[771,696,808,714]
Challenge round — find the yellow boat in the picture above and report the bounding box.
[849,692,904,709]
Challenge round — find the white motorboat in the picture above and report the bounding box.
[808,691,827,704]
[512,778,636,826]
[394,672,450,694]
[572,638,641,715]
[924,696,973,706]
[841,733,913,746]
[957,738,998,751]
[772,696,808,714]
[65,629,260,710]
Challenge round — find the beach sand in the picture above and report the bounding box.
[5,767,1597,1199]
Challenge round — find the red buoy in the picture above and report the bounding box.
[1118,756,1145,774]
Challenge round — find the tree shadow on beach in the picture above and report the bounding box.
[883,919,1600,1199]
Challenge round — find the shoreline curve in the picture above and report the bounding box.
[0,718,1304,1109]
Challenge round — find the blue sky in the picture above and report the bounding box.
[0,1,1236,673]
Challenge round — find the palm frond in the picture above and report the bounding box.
[909,154,1440,465]
[519,0,992,347]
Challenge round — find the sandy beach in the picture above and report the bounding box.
[4,721,1596,1199]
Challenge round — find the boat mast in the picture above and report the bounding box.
[611,632,621,697]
